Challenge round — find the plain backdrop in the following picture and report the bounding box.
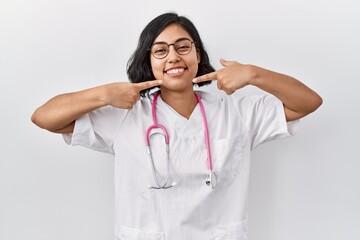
[1,0,359,239]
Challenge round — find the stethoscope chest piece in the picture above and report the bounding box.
[205,172,217,189]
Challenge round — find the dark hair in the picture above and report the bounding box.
[127,12,215,97]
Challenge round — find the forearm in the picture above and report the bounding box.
[249,65,323,120]
[32,85,108,132]
[32,80,162,133]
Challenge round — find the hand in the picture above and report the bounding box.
[193,58,254,95]
[105,80,162,109]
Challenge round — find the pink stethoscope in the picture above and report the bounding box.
[145,91,217,189]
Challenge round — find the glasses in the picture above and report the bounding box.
[149,38,195,59]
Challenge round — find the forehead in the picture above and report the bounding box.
[154,23,192,43]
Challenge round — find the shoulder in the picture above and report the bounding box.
[195,90,222,105]
[196,89,275,108]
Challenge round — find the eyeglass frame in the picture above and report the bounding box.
[147,38,196,59]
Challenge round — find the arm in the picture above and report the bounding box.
[31,81,162,133]
[193,58,322,121]
[247,65,322,121]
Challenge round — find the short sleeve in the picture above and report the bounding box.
[232,94,299,150]
[62,106,127,155]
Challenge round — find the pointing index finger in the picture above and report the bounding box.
[192,72,217,83]
[135,80,163,91]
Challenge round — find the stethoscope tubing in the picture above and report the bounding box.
[145,91,215,189]
[195,93,213,172]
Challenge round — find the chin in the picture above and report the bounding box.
[161,81,193,92]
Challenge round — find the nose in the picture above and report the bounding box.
[166,45,180,63]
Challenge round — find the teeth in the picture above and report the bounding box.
[167,68,184,74]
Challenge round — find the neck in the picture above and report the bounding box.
[160,89,198,119]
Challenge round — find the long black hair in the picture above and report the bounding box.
[127,12,215,97]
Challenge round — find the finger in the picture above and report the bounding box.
[192,72,218,83]
[220,58,228,67]
[224,88,235,95]
[217,81,222,90]
[220,58,236,67]
[135,80,163,91]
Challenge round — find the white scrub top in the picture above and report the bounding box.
[63,91,299,240]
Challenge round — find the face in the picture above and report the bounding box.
[150,23,200,92]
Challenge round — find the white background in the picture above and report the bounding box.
[1,0,359,239]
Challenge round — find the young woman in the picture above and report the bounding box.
[32,12,322,240]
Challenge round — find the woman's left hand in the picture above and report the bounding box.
[193,58,322,121]
[193,58,255,95]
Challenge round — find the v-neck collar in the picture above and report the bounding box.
[157,94,201,128]
[149,90,218,133]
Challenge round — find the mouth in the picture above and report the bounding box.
[164,67,187,76]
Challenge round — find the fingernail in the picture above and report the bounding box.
[157,80,163,85]
[192,78,197,83]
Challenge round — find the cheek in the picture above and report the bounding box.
[150,59,163,79]
[192,65,199,78]
[189,57,199,75]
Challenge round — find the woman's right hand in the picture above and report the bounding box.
[103,80,162,109]
[32,80,162,133]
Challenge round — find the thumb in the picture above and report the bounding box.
[220,58,232,67]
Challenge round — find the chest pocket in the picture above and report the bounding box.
[213,136,244,185]
[116,225,165,240]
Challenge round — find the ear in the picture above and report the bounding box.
[197,49,201,63]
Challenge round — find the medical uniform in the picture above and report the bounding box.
[64,91,298,240]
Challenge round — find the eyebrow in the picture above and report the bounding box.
[152,37,192,45]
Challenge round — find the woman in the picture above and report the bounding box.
[32,12,322,240]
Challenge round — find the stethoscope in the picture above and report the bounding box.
[145,91,217,189]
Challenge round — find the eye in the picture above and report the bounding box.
[152,44,168,57]
[175,40,192,54]
[154,48,167,54]
[178,45,190,50]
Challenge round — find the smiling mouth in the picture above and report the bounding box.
[165,67,187,75]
